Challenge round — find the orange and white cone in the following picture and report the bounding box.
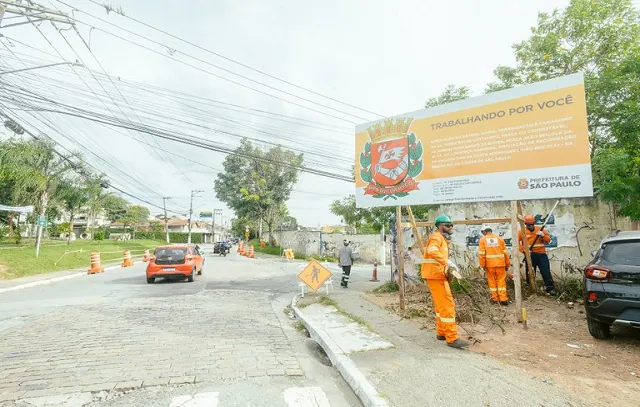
[121,250,134,267]
[88,252,104,274]
[247,246,255,258]
[143,249,151,263]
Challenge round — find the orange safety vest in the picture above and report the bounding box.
[518,226,550,254]
[421,231,449,280]
[478,233,510,268]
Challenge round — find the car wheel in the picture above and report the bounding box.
[146,277,155,284]
[197,265,203,275]
[587,316,611,339]
[188,268,195,282]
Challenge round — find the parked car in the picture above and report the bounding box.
[146,244,204,284]
[583,230,640,339]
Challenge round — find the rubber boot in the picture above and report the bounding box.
[437,335,446,341]
[447,339,470,349]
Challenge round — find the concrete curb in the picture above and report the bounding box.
[291,295,389,407]
[0,264,122,294]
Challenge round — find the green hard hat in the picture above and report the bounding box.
[434,214,452,225]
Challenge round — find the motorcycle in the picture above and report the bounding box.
[214,242,230,257]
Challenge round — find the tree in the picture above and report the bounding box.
[120,205,150,239]
[0,138,77,247]
[149,221,164,233]
[482,0,640,219]
[56,179,90,244]
[101,194,129,223]
[484,0,640,154]
[84,174,110,234]
[280,215,299,231]
[425,84,472,108]
[215,139,303,242]
[329,195,368,233]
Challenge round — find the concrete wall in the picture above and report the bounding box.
[269,230,388,263]
[270,199,637,277]
[401,198,638,278]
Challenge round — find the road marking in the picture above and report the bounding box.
[284,387,331,407]
[0,272,85,294]
[169,392,219,407]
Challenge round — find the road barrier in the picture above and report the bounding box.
[87,252,104,274]
[247,246,255,258]
[143,249,151,263]
[121,250,134,267]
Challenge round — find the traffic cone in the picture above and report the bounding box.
[370,259,379,282]
[121,250,134,267]
[88,252,104,274]
[237,240,243,253]
[143,249,151,263]
[247,246,255,258]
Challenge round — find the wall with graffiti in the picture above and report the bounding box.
[269,199,637,278]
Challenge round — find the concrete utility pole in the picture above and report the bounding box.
[211,209,222,244]
[187,190,203,244]
[0,61,83,75]
[162,197,171,243]
[0,0,74,29]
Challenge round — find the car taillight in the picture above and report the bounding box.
[588,292,598,303]
[585,265,611,281]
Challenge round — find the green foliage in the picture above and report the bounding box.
[215,139,302,240]
[134,232,201,243]
[93,229,105,241]
[592,148,640,219]
[425,84,472,108]
[372,280,399,293]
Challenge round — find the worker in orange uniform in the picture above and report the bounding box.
[421,214,469,349]
[518,214,557,295]
[478,224,511,305]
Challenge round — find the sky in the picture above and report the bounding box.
[2,0,632,229]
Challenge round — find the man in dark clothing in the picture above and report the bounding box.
[339,239,355,288]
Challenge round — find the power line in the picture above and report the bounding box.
[83,0,383,118]
[59,0,377,122]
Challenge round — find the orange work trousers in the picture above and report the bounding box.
[486,266,508,302]
[426,279,459,344]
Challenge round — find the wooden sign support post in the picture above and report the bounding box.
[396,206,406,312]
[516,201,537,292]
[510,201,524,322]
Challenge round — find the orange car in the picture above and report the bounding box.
[146,244,204,284]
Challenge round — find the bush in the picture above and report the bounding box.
[93,229,105,241]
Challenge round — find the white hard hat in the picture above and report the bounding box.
[481,224,492,231]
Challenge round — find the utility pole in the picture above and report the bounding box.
[211,209,222,244]
[162,197,171,243]
[187,190,203,244]
[0,1,74,29]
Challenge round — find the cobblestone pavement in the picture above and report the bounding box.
[0,255,363,406]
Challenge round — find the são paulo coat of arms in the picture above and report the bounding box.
[359,117,424,200]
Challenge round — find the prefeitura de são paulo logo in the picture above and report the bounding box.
[359,117,423,200]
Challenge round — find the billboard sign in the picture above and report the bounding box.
[355,73,593,208]
[199,211,213,219]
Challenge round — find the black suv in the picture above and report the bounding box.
[583,230,640,339]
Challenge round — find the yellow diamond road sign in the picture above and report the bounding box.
[297,259,332,292]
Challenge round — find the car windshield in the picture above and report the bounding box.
[602,241,640,266]
[155,248,187,259]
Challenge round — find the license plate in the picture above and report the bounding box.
[163,268,176,272]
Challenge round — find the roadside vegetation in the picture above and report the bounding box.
[0,238,164,279]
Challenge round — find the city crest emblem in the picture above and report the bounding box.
[359,117,423,200]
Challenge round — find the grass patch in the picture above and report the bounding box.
[301,295,372,329]
[0,239,166,279]
[283,305,293,315]
[248,239,282,256]
[371,280,399,293]
[294,320,306,332]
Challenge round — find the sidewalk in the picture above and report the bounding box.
[294,281,590,407]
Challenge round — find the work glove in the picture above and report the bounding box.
[447,259,458,271]
[536,231,545,237]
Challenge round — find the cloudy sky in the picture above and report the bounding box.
[3,0,630,228]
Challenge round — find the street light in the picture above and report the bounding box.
[0,61,84,76]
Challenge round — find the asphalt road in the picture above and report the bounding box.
[0,248,361,407]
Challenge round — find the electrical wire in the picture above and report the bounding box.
[84,0,383,118]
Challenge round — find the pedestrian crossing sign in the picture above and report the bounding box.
[297,259,332,292]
